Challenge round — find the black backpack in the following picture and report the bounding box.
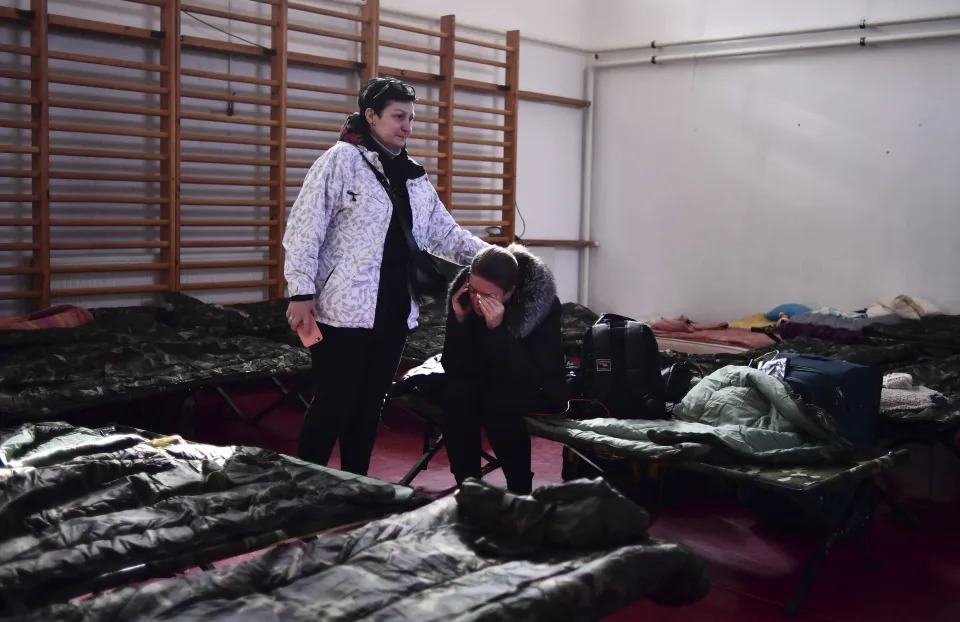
[579,314,666,419]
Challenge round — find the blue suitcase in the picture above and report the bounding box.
[781,353,882,445]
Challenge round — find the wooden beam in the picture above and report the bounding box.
[380,39,440,56]
[48,50,167,72]
[50,147,167,160]
[179,240,277,248]
[0,6,34,21]
[180,279,277,291]
[48,15,157,41]
[0,43,34,56]
[32,0,49,310]
[180,133,279,147]
[49,99,168,117]
[270,0,288,300]
[181,35,270,58]
[181,4,275,27]
[288,22,362,43]
[51,284,170,297]
[378,65,442,85]
[162,0,180,295]
[287,51,360,72]
[56,218,170,230]
[48,73,168,94]
[49,122,168,139]
[181,259,277,270]
[287,2,362,22]
[520,239,598,248]
[50,171,164,182]
[287,80,355,96]
[380,19,445,38]
[503,30,520,242]
[454,103,511,116]
[51,263,170,274]
[181,67,277,86]
[180,88,277,107]
[455,53,508,68]
[438,15,455,212]
[518,90,591,108]
[453,77,505,94]
[359,0,379,83]
[455,35,514,52]
[180,111,278,127]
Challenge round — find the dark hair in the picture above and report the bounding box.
[358,77,416,116]
[470,246,519,293]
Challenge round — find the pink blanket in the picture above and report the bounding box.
[0,304,94,330]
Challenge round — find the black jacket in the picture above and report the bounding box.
[441,245,567,410]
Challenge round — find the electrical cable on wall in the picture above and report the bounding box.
[183,11,266,52]
[485,200,526,243]
[183,11,245,115]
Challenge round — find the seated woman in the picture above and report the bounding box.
[441,244,567,494]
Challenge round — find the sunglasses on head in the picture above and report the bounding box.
[363,80,416,109]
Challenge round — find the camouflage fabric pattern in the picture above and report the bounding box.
[527,416,907,493]
[401,295,448,369]
[0,421,425,613]
[12,478,710,622]
[0,298,312,419]
[684,447,909,493]
[560,302,600,356]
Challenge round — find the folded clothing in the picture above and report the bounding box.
[880,372,945,413]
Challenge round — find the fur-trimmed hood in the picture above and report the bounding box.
[448,244,557,339]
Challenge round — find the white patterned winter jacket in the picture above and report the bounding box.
[283,141,488,330]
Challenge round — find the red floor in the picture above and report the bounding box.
[110,382,960,622]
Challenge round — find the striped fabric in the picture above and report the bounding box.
[0,304,94,330]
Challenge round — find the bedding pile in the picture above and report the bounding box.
[7,477,709,622]
[658,316,960,427]
[0,422,425,613]
[528,364,855,467]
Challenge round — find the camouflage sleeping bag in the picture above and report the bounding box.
[7,477,710,622]
[0,422,427,614]
[0,294,311,419]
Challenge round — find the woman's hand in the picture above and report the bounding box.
[286,300,315,331]
[451,282,471,323]
[476,295,505,330]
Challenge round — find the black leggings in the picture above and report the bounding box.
[297,321,407,476]
[441,377,536,494]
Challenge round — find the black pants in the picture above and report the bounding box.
[297,320,407,476]
[441,377,536,494]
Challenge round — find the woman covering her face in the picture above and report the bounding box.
[441,244,567,494]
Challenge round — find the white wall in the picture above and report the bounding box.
[383,0,590,50]
[586,0,960,49]
[585,1,960,321]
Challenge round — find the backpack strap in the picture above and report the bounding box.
[586,320,613,402]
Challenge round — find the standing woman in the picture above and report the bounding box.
[283,77,487,475]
